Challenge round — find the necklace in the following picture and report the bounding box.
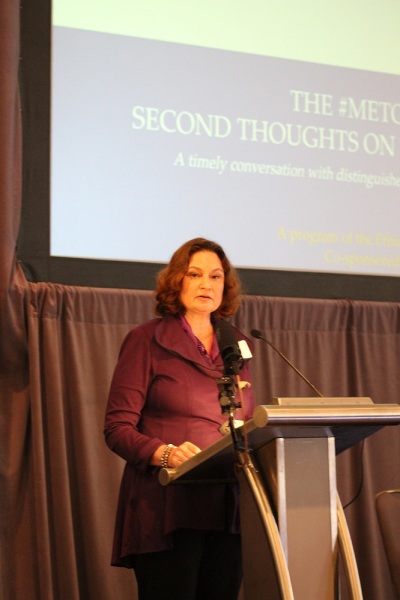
[195,331,214,356]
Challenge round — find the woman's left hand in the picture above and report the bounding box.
[168,441,201,467]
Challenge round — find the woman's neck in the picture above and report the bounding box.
[183,313,213,338]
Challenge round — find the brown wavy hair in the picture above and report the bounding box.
[155,238,242,318]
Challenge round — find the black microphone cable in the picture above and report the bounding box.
[251,327,365,509]
[251,328,324,397]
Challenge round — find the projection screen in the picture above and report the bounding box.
[50,1,400,279]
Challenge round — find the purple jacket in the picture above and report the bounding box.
[104,315,254,565]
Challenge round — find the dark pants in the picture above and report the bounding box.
[132,529,243,600]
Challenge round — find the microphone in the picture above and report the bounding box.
[215,320,243,375]
[250,328,324,398]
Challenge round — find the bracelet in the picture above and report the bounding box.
[160,444,175,468]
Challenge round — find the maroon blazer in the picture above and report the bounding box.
[104,315,254,565]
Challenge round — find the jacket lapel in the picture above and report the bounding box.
[154,315,224,378]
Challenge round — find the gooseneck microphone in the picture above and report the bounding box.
[215,320,243,375]
[250,328,324,398]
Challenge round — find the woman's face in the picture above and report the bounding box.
[179,251,225,318]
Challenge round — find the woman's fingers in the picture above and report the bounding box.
[169,441,201,466]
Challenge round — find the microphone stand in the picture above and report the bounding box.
[217,371,244,452]
[214,319,248,453]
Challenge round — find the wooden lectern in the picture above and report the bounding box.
[159,398,400,600]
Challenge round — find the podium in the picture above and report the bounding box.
[159,398,400,600]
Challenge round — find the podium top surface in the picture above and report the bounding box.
[159,401,400,486]
[252,401,400,427]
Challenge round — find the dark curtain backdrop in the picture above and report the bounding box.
[1,4,400,600]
